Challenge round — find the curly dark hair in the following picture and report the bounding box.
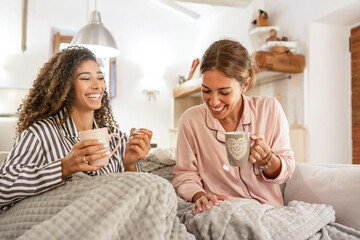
[200,39,258,90]
[16,46,119,135]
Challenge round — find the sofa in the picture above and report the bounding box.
[1,149,359,232]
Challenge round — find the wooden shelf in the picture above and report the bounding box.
[254,51,305,73]
[173,77,202,98]
[249,26,280,36]
[260,41,297,51]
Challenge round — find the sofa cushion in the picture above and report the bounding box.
[0,151,9,165]
[0,116,17,151]
[284,163,360,230]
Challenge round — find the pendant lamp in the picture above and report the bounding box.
[71,3,120,58]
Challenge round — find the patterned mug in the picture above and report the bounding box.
[78,127,121,166]
[225,131,251,167]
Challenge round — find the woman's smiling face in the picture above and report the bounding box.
[72,60,105,113]
[201,70,243,122]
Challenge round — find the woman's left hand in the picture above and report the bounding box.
[249,133,271,164]
[124,128,153,171]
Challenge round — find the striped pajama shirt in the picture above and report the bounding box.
[0,109,138,209]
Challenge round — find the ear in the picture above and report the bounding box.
[241,77,251,94]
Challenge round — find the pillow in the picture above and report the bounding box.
[284,163,360,230]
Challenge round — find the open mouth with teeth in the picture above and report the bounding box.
[86,93,102,100]
[210,105,226,115]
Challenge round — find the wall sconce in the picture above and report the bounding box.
[143,90,159,101]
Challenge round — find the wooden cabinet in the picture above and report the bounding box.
[170,79,203,147]
[172,77,203,129]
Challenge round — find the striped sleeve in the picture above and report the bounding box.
[0,129,64,208]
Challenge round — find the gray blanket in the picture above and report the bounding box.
[0,172,195,240]
[141,148,360,240]
[1,148,359,240]
[176,198,360,240]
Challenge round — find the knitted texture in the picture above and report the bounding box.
[0,172,195,240]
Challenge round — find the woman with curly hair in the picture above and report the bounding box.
[0,46,152,208]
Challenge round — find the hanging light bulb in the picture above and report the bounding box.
[71,1,120,58]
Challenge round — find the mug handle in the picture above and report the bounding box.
[108,133,121,157]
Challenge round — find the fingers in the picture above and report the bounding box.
[217,195,230,201]
[192,193,226,215]
[73,139,110,166]
[62,140,107,177]
[127,128,153,159]
[83,149,110,165]
[129,128,153,142]
[75,139,104,149]
[250,133,270,161]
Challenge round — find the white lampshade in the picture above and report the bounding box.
[71,11,120,58]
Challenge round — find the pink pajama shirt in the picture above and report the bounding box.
[172,94,295,206]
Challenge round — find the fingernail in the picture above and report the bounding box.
[98,139,104,143]
[129,136,133,140]
[206,205,210,209]
[214,202,219,206]
[105,151,110,155]
[199,208,203,212]
[104,163,108,167]
[103,144,108,148]
[135,128,140,132]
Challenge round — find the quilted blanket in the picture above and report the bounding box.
[0,172,195,240]
[141,148,360,240]
[176,198,360,240]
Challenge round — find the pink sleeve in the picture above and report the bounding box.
[262,99,295,184]
[172,115,205,202]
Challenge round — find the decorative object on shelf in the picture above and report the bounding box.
[254,51,305,73]
[71,0,120,58]
[266,29,290,54]
[252,9,269,27]
[260,40,297,53]
[178,75,186,85]
[143,90,160,101]
[266,29,280,42]
[271,45,288,54]
[187,58,200,80]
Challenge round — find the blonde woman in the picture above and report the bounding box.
[172,40,295,215]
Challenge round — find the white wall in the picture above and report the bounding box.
[308,24,352,164]
[192,3,254,57]
[263,0,360,164]
[0,0,199,148]
[1,0,360,163]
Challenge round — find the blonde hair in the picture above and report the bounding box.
[200,39,257,89]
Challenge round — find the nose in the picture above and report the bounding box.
[210,93,220,106]
[90,77,101,89]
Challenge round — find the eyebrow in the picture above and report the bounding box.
[201,84,231,90]
[76,71,103,77]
